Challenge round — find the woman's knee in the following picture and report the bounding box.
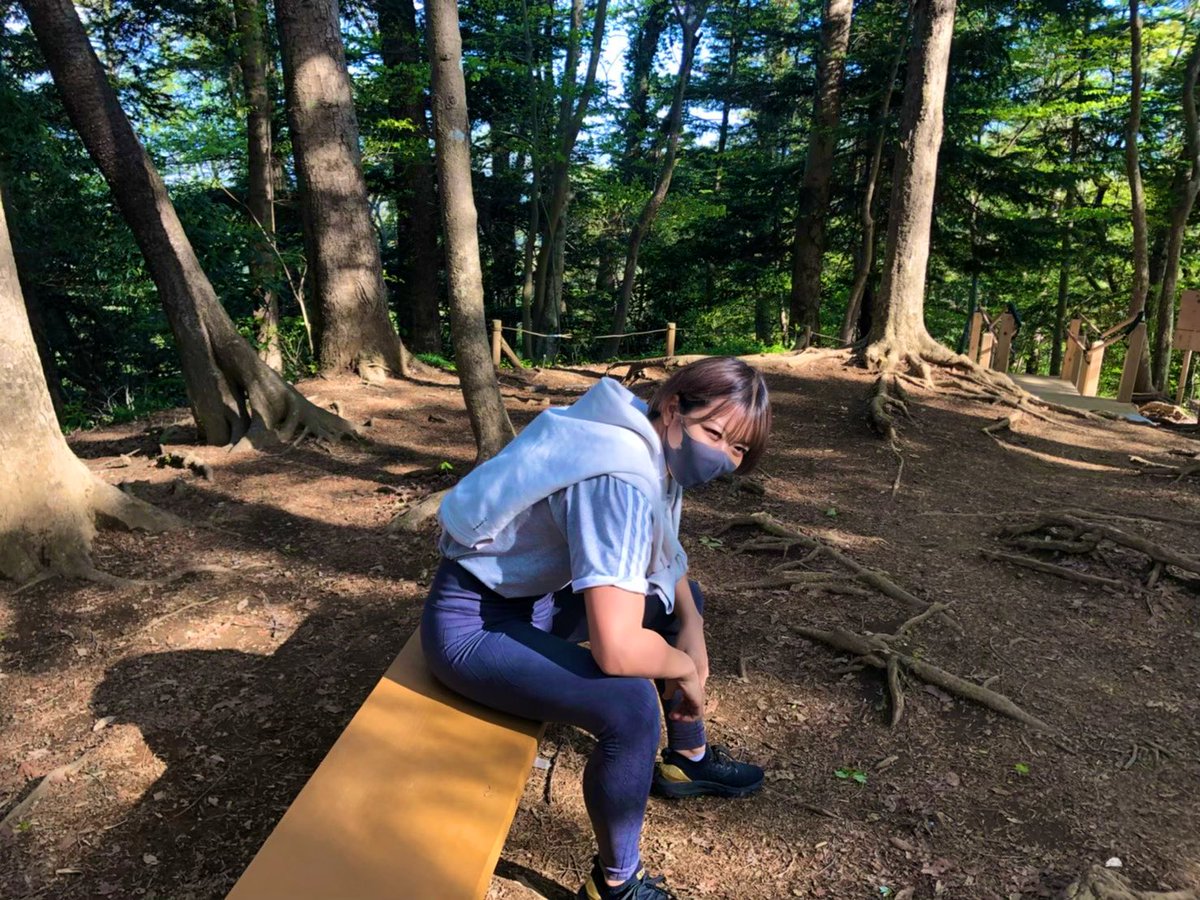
[597,678,662,747]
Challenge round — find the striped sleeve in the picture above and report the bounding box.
[557,475,654,595]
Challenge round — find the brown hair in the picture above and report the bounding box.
[647,357,772,473]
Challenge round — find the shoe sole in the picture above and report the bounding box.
[651,776,764,799]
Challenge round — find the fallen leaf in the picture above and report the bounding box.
[143,854,158,866]
[92,716,116,733]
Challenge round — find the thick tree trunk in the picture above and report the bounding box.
[377,0,443,355]
[865,0,957,365]
[234,0,282,373]
[603,1,707,359]
[1150,33,1200,390]
[841,21,905,343]
[275,0,406,377]
[426,0,513,462]
[1124,0,1153,393]
[789,0,853,342]
[0,187,176,584]
[21,0,358,447]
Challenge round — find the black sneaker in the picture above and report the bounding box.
[576,856,677,899]
[651,744,764,799]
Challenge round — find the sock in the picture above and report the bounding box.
[678,747,706,762]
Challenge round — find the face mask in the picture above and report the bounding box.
[663,420,738,488]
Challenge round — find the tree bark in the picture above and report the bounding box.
[275,0,407,377]
[530,0,610,360]
[865,0,957,365]
[0,186,177,584]
[1124,0,1152,393]
[426,0,514,462]
[841,18,906,343]
[21,0,359,447]
[234,0,282,373]
[603,0,708,359]
[789,0,853,343]
[1150,33,1200,390]
[377,0,443,355]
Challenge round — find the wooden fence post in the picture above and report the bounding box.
[992,311,1018,373]
[1076,340,1104,397]
[1117,321,1148,403]
[665,322,676,359]
[491,319,502,367]
[967,311,986,363]
[1178,350,1194,406]
[1061,317,1082,384]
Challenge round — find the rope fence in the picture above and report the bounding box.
[491,320,679,366]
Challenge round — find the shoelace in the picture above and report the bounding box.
[705,743,739,771]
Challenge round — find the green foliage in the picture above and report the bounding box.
[834,766,868,785]
[3,0,1198,428]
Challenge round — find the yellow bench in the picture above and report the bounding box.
[227,632,544,900]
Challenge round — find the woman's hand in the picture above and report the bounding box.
[675,618,709,690]
[663,669,705,722]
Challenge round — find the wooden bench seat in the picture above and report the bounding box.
[227,631,544,900]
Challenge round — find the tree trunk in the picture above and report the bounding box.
[426,0,514,462]
[865,0,957,365]
[530,0,610,360]
[377,0,443,355]
[21,0,358,447]
[234,0,282,373]
[621,0,671,178]
[714,0,742,192]
[603,0,707,359]
[789,0,853,343]
[1124,0,1152,393]
[1150,33,1200,391]
[275,0,407,377]
[841,19,905,343]
[0,186,177,584]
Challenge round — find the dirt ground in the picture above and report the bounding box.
[2,353,1198,900]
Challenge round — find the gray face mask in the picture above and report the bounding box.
[663,421,738,488]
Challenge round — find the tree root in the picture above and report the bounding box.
[1002,512,1200,577]
[1063,865,1197,900]
[1,752,91,831]
[387,489,448,534]
[860,336,1104,458]
[1129,455,1200,480]
[156,445,213,480]
[794,625,1060,736]
[715,512,960,632]
[981,549,1124,589]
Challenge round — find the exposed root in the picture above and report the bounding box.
[886,654,905,727]
[981,549,1124,589]
[1128,455,1200,480]
[861,336,1104,456]
[1063,865,1197,900]
[716,512,960,632]
[387,489,448,534]
[1,752,91,831]
[1003,512,1200,578]
[795,625,1060,736]
[156,445,214,480]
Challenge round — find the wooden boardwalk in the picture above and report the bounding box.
[1011,374,1140,417]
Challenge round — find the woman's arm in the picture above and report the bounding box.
[672,575,709,688]
[584,584,695,681]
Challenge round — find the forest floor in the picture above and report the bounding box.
[2,352,1198,900]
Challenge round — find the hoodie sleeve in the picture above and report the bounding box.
[550,475,654,595]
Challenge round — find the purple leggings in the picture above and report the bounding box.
[420,559,707,883]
